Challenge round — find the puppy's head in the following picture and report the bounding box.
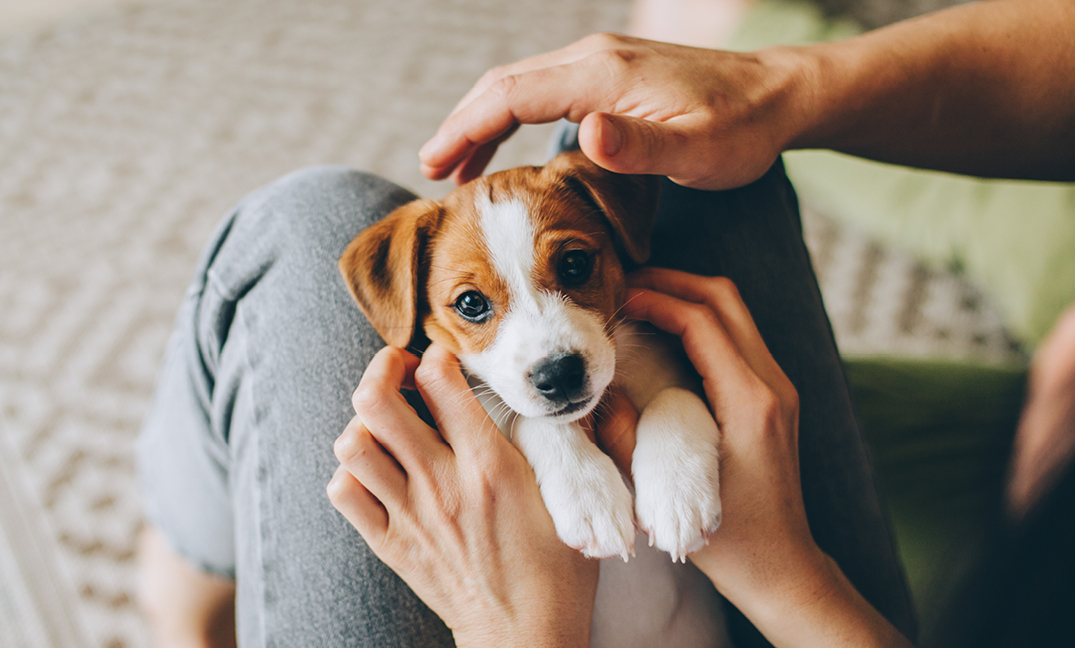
[340,151,659,421]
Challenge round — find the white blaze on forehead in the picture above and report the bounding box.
[477,194,541,305]
[463,193,617,420]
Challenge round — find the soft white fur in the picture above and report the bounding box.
[458,197,729,648]
[615,324,723,562]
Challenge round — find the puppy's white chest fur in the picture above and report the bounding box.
[470,322,729,648]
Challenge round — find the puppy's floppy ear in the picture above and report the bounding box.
[546,150,661,264]
[339,198,442,348]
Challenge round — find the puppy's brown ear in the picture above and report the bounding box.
[339,199,442,348]
[546,150,661,264]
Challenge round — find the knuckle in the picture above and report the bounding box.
[471,445,507,480]
[325,474,345,504]
[590,46,635,75]
[750,380,783,420]
[683,301,717,328]
[413,356,450,389]
[479,65,506,86]
[351,384,387,417]
[489,73,520,101]
[381,345,410,367]
[706,276,740,301]
[782,385,800,421]
[584,32,624,49]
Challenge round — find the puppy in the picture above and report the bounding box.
[340,152,727,647]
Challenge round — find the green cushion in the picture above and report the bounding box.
[845,357,1026,635]
[728,0,1075,346]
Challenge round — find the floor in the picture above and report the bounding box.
[0,0,143,33]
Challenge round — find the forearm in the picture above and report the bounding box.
[693,545,913,648]
[783,0,1075,180]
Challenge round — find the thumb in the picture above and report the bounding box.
[578,112,697,180]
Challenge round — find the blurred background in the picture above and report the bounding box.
[0,0,1069,646]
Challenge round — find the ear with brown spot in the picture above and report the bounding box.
[338,198,442,348]
[546,150,661,264]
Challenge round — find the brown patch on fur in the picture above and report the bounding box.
[528,184,625,336]
[423,181,506,355]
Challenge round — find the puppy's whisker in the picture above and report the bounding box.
[506,410,520,442]
[607,292,645,329]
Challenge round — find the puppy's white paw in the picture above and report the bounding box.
[541,453,636,560]
[632,388,722,562]
[512,417,636,560]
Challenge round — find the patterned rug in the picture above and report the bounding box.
[0,0,1022,646]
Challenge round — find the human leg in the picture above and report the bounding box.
[138,526,237,648]
[137,167,452,647]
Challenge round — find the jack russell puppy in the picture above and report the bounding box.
[340,151,729,648]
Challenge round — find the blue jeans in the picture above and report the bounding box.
[138,138,917,646]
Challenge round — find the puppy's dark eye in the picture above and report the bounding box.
[559,250,593,286]
[454,291,491,322]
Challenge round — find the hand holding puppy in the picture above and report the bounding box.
[328,345,597,648]
[621,268,911,648]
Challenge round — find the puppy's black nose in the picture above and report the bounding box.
[529,353,587,404]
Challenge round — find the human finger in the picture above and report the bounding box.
[334,414,408,508]
[593,385,638,476]
[353,346,446,470]
[621,287,769,421]
[576,112,722,184]
[327,464,389,546]
[446,125,518,186]
[627,269,793,398]
[414,344,501,456]
[421,34,637,181]
[446,36,609,119]
[419,55,623,179]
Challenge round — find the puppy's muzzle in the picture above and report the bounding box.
[529,352,590,412]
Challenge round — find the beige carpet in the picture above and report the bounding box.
[0,0,1022,646]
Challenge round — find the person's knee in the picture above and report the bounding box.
[245,165,416,253]
[209,166,417,296]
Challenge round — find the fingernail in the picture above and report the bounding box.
[601,116,623,158]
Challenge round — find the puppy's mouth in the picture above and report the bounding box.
[542,390,605,422]
[551,399,593,418]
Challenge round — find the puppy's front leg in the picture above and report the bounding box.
[633,388,722,562]
[513,417,635,560]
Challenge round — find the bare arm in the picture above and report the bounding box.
[420,0,1075,188]
[795,0,1075,180]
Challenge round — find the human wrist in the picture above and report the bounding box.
[452,614,590,648]
[750,43,828,155]
[451,597,592,648]
[697,544,911,648]
[694,537,836,626]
